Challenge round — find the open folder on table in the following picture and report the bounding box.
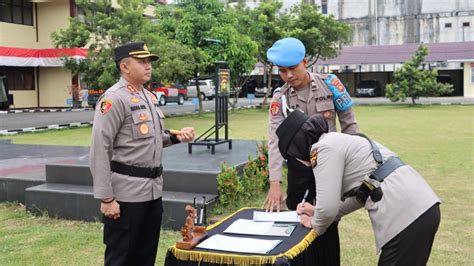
[196,234,282,254]
[223,219,296,237]
[253,211,301,223]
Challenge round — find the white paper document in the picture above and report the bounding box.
[196,234,282,254]
[253,211,301,223]
[224,219,295,237]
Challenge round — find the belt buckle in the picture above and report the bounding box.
[149,168,156,178]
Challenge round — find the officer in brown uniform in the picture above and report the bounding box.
[90,41,195,266]
[277,112,440,265]
[264,37,359,265]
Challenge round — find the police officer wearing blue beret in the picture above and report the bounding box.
[264,37,359,264]
[90,41,195,265]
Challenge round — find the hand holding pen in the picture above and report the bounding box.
[296,189,314,216]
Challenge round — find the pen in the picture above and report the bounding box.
[300,189,309,206]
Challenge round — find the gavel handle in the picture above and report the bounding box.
[169,129,181,135]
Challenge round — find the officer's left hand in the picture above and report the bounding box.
[299,214,313,228]
[177,127,195,143]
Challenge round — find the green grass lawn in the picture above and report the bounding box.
[1,105,473,265]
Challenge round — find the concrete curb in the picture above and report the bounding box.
[0,105,260,135]
[0,122,93,135]
[0,107,94,115]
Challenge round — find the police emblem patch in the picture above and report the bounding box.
[138,113,148,121]
[139,123,149,135]
[331,77,345,92]
[99,99,113,114]
[131,97,140,103]
[310,150,318,168]
[270,101,281,116]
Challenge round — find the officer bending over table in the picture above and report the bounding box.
[276,111,441,265]
[90,41,195,266]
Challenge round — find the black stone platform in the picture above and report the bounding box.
[1,140,262,229]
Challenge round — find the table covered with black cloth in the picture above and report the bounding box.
[165,208,339,266]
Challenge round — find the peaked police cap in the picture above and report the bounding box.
[114,41,158,62]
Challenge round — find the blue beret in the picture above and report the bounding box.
[267,38,306,67]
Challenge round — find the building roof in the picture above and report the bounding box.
[316,41,474,65]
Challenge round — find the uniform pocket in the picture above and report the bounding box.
[103,215,130,250]
[315,100,336,120]
[131,111,155,138]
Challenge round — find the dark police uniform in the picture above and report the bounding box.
[90,42,180,265]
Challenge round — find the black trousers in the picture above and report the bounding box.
[286,157,340,266]
[378,203,441,266]
[103,197,163,266]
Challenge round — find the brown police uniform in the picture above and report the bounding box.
[268,72,359,208]
[90,42,177,266]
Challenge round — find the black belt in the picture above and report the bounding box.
[110,161,163,179]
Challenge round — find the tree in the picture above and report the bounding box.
[232,1,351,107]
[155,0,258,113]
[385,45,453,104]
[52,0,193,91]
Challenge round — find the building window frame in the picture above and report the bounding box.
[0,67,36,91]
[0,0,33,26]
[444,23,452,28]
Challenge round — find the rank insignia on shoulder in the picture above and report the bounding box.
[310,149,318,168]
[151,94,158,103]
[138,113,148,121]
[139,123,149,135]
[270,101,281,116]
[127,84,136,93]
[130,97,140,103]
[99,99,113,114]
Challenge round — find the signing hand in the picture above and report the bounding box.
[263,181,284,212]
[177,127,195,143]
[101,200,120,220]
[299,214,313,228]
[297,202,315,217]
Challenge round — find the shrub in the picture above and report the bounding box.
[216,161,242,207]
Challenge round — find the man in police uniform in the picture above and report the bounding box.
[90,41,195,266]
[264,38,359,264]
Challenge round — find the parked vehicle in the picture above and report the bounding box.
[149,82,187,106]
[187,79,215,100]
[355,80,382,97]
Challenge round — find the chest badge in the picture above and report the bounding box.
[310,150,318,168]
[323,110,332,119]
[99,99,113,114]
[139,123,149,135]
[270,101,281,116]
[130,97,140,103]
[138,113,148,121]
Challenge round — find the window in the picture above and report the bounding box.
[463,22,470,27]
[321,0,328,14]
[0,67,35,91]
[0,0,33,26]
[445,23,452,28]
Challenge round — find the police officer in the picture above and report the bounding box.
[277,112,441,265]
[90,41,195,266]
[264,37,359,212]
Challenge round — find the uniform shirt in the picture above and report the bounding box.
[90,77,175,202]
[268,72,359,181]
[310,133,440,252]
